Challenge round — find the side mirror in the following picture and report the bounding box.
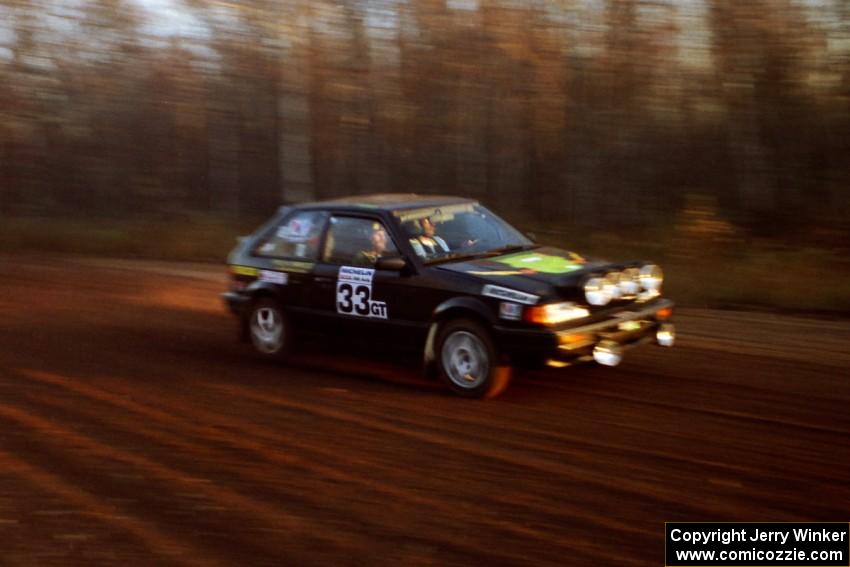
[376,257,407,272]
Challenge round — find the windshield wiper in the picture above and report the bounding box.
[425,251,482,265]
[481,244,535,257]
[425,244,535,265]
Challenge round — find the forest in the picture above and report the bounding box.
[1,0,848,309]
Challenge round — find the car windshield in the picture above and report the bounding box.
[395,203,534,263]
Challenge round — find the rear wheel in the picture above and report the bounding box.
[248,298,291,358]
[436,318,512,399]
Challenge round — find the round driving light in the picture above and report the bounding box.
[584,277,611,306]
[593,340,623,366]
[639,264,663,291]
[619,267,641,296]
[656,323,675,347]
[604,272,623,300]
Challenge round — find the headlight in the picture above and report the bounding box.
[525,302,590,325]
[584,276,611,306]
[603,271,623,300]
[619,267,641,296]
[639,264,663,291]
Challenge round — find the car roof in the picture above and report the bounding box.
[289,193,476,213]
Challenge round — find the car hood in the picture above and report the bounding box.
[437,246,615,301]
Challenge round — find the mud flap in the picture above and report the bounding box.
[422,322,439,378]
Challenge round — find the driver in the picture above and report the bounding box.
[409,217,450,257]
[355,225,389,266]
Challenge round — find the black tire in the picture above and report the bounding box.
[435,318,512,399]
[247,298,292,359]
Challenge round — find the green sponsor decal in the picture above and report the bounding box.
[495,251,585,274]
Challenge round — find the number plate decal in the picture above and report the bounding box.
[336,266,388,319]
[482,284,539,305]
[259,270,288,285]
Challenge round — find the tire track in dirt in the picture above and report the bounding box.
[527,378,850,438]
[204,383,806,520]
[14,368,643,566]
[308,386,850,499]
[230,383,848,520]
[0,448,222,567]
[0,401,374,562]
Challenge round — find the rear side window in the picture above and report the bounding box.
[254,210,328,260]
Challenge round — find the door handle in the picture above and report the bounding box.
[315,276,334,284]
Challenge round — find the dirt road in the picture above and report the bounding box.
[0,255,848,566]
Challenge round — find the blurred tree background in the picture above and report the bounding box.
[0,0,848,253]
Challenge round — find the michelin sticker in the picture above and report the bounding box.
[259,270,288,285]
[336,266,388,319]
[482,284,539,305]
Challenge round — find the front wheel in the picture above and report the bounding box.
[248,298,291,358]
[436,319,512,399]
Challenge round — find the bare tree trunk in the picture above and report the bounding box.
[278,3,316,204]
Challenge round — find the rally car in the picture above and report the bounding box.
[223,194,675,398]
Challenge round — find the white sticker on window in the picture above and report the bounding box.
[259,270,288,285]
[482,284,539,305]
[336,266,388,319]
[277,218,313,242]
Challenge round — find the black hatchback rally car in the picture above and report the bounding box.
[223,194,675,398]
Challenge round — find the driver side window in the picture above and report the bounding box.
[322,217,399,267]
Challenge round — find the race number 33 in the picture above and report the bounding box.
[336,266,388,319]
[337,282,371,316]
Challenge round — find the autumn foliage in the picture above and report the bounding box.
[0,0,847,243]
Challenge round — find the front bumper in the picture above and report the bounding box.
[495,298,675,365]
